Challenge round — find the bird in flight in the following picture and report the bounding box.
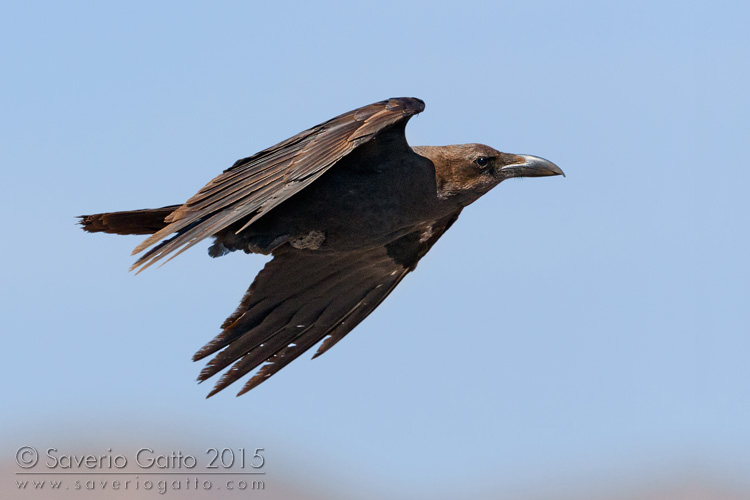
[80,97,564,397]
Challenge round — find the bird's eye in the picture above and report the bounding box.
[475,156,489,168]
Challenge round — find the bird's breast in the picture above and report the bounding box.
[236,156,447,253]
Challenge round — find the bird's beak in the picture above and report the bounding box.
[501,154,565,178]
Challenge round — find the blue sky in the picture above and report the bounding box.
[2,1,749,498]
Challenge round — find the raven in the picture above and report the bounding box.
[80,97,564,397]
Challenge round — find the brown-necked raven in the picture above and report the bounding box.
[80,97,564,397]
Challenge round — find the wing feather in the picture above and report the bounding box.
[195,212,461,397]
[130,97,425,272]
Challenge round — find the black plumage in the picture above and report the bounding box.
[80,97,564,396]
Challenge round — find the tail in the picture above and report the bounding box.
[78,205,181,235]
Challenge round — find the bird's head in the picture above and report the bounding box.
[414,143,564,205]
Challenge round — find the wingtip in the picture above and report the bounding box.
[196,364,217,383]
[128,261,149,275]
[205,375,228,398]
[310,345,328,359]
[236,375,265,396]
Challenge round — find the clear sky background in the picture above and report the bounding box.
[2,1,749,499]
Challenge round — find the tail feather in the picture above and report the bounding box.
[78,205,181,235]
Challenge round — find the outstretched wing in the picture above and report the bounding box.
[195,212,460,397]
[131,97,425,272]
